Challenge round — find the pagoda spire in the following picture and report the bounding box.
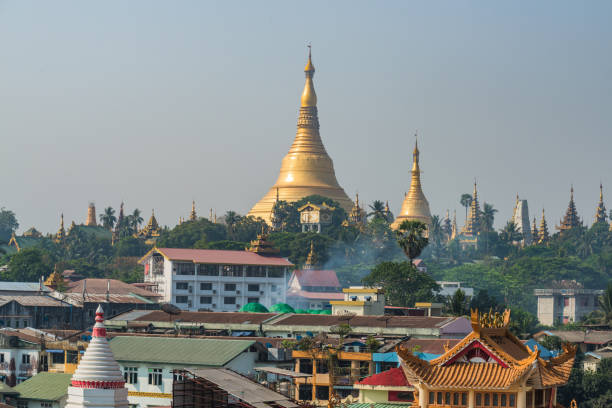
[451,210,458,240]
[557,186,582,233]
[86,202,97,227]
[304,241,317,270]
[442,209,452,240]
[190,201,197,221]
[538,208,550,244]
[247,46,352,222]
[462,181,481,236]
[594,183,607,224]
[55,214,66,243]
[391,133,432,230]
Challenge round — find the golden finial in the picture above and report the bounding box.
[301,44,317,107]
[190,200,197,221]
[305,241,317,269]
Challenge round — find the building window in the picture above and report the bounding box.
[198,264,219,276]
[52,352,65,364]
[175,296,189,304]
[429,392,435,404]
[41,403,52,408]
[271,284,278,292]
[22,355,30,364]
[248,284,260,292]
[222,265,243,277]
[564,297,569,306]
[299,359,313,374]
[268,267,284,278]
[66,350,78,364]
[0,354,4,363]
[148,368,163,386]
[224,283,237,292]
[437,392,443,405]
[200,296,212,305]
[247,297,259,304]
[23,320,28,327]
[246,266,266,278]
[200,283,212,291]
[176,282,189,290]
[17,401,27,408]
[175,262,195,275]
[224,297,236,305]
[509,394,516,407]
[315,385,329,400]
[173,373,184,382]
[124,367,138,384]
[298,384,312,401]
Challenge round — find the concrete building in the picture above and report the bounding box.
[12,372,72,408]
[353,367,413,406]
[534,285,604,326]
[331,287,385,316]
[436,282,474,298]
[286,269,343,311]
[512,196,532,245]
[0,329,42,385]
[0,296,75,330]
[108,336,261,407]
[583,346,612,372]
[139,247,293,312]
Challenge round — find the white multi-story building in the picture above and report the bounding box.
[139,247,293,312]
[534,285,604,326]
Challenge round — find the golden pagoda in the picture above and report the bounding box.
[247,47,353,223]
[190,201,197,221]
[390,138,432,230]
[55,213,66,243]
[461,182,481,236]
[304,241,318,270]
[44,264,65,290]
[531,217,538,245]
[538,208,550,244]
[450,210,458,240]
[86,202,97,226]
[556,186,582,233]
[346,193,366,226]
[137,209,162,243]
[247,228,280,256]
[594,183,607,224]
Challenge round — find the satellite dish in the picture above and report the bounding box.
[161,303,181,315]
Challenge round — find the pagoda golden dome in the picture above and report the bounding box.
[247,48,353,223]
[390,137,432,230]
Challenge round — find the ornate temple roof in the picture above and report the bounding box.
[247,48,353,222]
[594,183,607,224]
[396,309,576,390]
[461,182,481,236]
[538,209,550,244]
[557,186,582,232]
[71,305,126,388]
[391,138,432,230]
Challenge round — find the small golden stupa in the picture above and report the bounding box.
[390,137,432,230]
[247,47,353,223]
[86,202,97,227]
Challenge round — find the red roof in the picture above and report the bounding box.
[287,290,344,300]
[149,248,293,267]
[66,279,162,298]
[292,269,340,288]
[357,368,410,387]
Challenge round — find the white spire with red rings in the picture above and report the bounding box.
[70,305,125,389]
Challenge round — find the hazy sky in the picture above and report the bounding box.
[1,1,611,234]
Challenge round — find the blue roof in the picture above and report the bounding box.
[0,282,49,292]
[373,351,441,363]
[524,339,558,359]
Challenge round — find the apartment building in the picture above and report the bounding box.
[140,247,293,312]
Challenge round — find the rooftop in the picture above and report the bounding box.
[109,336,254,366]
[0,282,49,293]
[12,372,72,401]
[290,269,340,288]
[0,295,68,308]
[356,367,410,388]
[130,310,278,325]
[141,247,293,267]
[65,278,162,298]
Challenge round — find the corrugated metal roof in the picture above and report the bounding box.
[12,372,72,401]
[109,336,254,366]
[132,311,278,324]
[0,382,17,394]
[291,269,341,288]
[0,282,49,292]
[65,279,162,297]
[188,368,297,407]
[0,295,68,307]
[146,248,293,266]
[346,404,412,408]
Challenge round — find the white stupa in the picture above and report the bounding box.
[65,305,129,408]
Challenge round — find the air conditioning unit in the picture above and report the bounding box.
[212,304,216,308]
[236,290,241,294]
[259,291,264,295]
[236,304,240,308]
[213,290,217,294]
[188,286,193,293]
[188,301,192,308]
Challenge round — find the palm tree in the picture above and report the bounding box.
[598,281,612,326]
[99,207,116,230]
[480,203,498,233]
[368,200,386,220]
[130,209,143,231]
[224,211,242,238]
[460,194,473,223]
[429,215,444,247]
[395,220,429,261]
[499,221,522,243]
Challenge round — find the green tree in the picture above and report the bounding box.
[362,261,439,307]
[157,218,227,248]
[232,216,268,242]
[99,207,116,230]
[114,236,150,257]
[499,221,522,244]
[395,220,429,261]
[460,194,472,223]
[367,200,386,221]
[597,281,612,326]
[3,248,54,282]
[507,307,538,338]
[224,211,241,238]
[446,288,468,316]
[470,290,502,312]
[130,209,144,231]
[0,208,19,242]
[480,203,498,233]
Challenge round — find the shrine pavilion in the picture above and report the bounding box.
[395,309,575,408]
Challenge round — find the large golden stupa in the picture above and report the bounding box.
[247,49,353,223]
[390,138,432,230]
